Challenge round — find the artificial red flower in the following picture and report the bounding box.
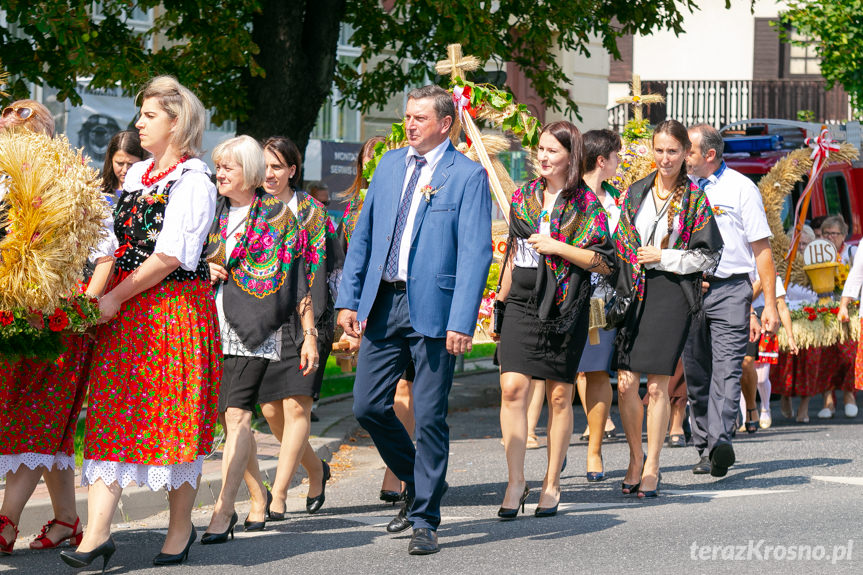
[803,306,815,314]
[48,309,69,331]
[0,311,13,326]
[830,307,840,314]
[807,313,818,321]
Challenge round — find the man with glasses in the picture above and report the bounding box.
[684,124,778,478]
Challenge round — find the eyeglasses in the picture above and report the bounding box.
[1,106,33,120]
[822,231,844,238]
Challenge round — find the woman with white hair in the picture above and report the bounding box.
[199,135,316,543]
[62,76,221,570]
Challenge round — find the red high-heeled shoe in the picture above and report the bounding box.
[0,515,18,555]
[29,517,83,550]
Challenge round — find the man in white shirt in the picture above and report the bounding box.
[684,124,778,478]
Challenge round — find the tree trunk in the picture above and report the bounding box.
[238,0,347,160]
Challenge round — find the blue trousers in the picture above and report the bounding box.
[352,284,455,530]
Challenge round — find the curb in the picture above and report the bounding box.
[16,401,362,537]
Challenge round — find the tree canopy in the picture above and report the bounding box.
[0,1,734,154]
[780,0,863,116]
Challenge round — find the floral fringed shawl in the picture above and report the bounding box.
[506,178,614,333]
[338,196,362,253]
[294,190,344,340]
[203,189,306,350]
[613,172,723,313]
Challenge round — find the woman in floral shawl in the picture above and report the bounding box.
[613,120,723,499]
[201,135,313,543]
[492,121,614,519]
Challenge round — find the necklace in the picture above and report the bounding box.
[142,155,189,187]
[654,185,672,201]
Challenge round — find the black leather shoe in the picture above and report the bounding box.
[60,537,115,574]
[408,528,439,555]
[387,496,413,533]
[497,485,529,520]
[306,460,331,514]
[710,443,735,477]
[244,490,270,531]
[153,527,196,566]
[692,455,711,475]
[201,512,238,545]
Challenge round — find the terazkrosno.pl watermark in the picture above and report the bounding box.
[690,540,854,564]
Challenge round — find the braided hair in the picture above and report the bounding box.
[652,120,692,248]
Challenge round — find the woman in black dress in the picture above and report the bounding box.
[613,120,722,498]
[493,121,614,518]
[258,137,343,518]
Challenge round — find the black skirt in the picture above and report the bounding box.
[220,356,271,412]
[258,319,333,403]
[615,269,692,376]
[498,266,590,382]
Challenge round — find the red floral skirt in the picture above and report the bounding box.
[0,333,92,472]
[771,346,828,397]
[84,276,222,466]
[823,339,856,393]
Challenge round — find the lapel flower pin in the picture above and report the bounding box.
[420,184,439,204]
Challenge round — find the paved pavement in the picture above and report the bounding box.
[2,366,862,574]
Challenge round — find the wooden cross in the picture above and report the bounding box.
[615,73,664,122]
[435,44,480,82]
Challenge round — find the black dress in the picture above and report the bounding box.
[496,178,614,382]
[612,173,723,376]
[499,266,591,381]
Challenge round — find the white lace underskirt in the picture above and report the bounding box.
[0,452,75,476]
[81,456,204,491]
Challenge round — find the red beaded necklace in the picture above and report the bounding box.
[141,155,189,187]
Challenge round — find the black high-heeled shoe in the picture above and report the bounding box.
[59,537,116,574]
[379,489,406,505]
[497,485,530,520]
[244,490,271,532]
[637,475,661,499]
[745,409,759,434]
[153,527,196,566]
[621,454,646,495]
[306,459,331,514]
[201,512,238,545]
[534,500,559,518]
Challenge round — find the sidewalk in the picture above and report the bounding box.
[10,357,499,537]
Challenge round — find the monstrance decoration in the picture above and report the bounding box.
[611,73,663,194]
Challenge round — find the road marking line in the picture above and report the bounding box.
[662,488,795,498]
[812,476,863,486]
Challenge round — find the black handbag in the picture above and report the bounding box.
[493,300,506,335]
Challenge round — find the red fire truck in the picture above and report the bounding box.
[721,119,863,241]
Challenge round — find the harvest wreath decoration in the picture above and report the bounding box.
[0,128,109,358]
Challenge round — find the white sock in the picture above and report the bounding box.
[755,362,771,412]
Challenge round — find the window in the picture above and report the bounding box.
[822,172,851,228]
[787,29,821,76]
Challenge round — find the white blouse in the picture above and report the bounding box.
[634,188,714,275]
[123,157,216,271]
[513,188,561,269]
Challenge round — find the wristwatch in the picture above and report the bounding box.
[303,327,319,338]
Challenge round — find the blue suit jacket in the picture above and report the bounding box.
[335,142,492,339]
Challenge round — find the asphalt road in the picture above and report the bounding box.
[3,371,862,575]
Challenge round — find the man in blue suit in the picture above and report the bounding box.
[336,85,492,555]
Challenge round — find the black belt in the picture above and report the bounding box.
[703,273,749,283]
[382,280,407,292]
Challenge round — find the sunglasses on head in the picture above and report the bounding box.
[1,106,33,120]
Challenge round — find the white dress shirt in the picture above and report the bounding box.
[513,187,561,269]
[385,138,450,282]
[692,162,772,278]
